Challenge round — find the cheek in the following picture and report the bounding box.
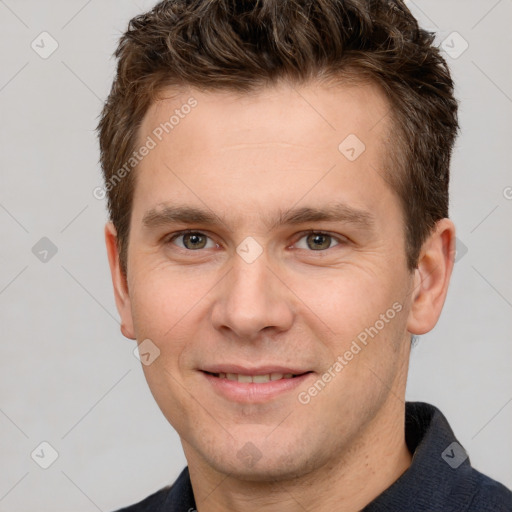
[130,273,202,427]
[129,269,217,379]
[129,266,205,336]
[291,266,401,335]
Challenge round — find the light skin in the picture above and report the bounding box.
[105,79,456,511]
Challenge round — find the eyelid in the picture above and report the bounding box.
[165,229,218,249]
[165,229,348,251]
[291,230,348,251]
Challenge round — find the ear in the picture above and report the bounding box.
[104,221,136,340]
[407,218,456,335]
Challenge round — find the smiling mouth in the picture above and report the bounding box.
[203,371,311,383]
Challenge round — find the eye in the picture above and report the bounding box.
[294,231,343,251]
[165,230,345,252]
[167,231,217,250]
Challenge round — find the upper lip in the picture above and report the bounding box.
[201,364,311,375]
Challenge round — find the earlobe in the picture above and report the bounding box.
[104,222,136,340]
[406,218,456,335]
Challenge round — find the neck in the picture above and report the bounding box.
[185,398,412,512]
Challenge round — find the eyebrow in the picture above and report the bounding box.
[142,203,375,232]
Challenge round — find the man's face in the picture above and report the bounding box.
[112,80,417,480]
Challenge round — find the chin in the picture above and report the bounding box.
[196,434,324,483]
[214,454,317,483]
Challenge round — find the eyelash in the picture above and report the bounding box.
[164,229,347,252]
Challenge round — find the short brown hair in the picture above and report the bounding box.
[97,0,459,277]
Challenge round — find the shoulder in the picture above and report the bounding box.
[113,486,171,512]
[465,468,512,512]
[111,467,194,512]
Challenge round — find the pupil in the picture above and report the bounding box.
[309,234,330,250]
[185,233,205,249]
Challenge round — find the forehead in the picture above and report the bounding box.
[131,79,397,229]
[141,79,391,151]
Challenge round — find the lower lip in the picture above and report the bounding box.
[202,372,313,403]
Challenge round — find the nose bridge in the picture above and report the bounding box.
[231,251,271,301]
[211,248,293,339]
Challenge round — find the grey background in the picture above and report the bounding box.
[0,0,511,510]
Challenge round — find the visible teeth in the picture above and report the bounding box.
[215,372,297,383]
[252,374,271,383]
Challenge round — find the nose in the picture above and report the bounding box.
[210,249,295,341]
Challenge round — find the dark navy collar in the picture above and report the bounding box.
[364,402,478,511]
